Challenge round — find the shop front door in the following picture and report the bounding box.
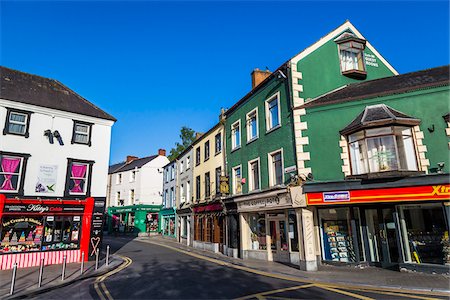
[268,219,289,262]
[365,208,399,269]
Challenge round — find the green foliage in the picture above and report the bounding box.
[168,126,196,161]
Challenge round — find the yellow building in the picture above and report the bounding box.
[191,118,226,253]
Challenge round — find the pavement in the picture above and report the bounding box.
[140,235,450,294]
[0,253,123,300]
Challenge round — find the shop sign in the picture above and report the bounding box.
[114,208,133,213]
[4,204,84,214]
[89,199,105,257]
[2,217,43,227]
[284,165,297,173]
[220,176,229,194]
[237,194,291,212]
[35,165,58,193]
[307,184,450,206]
[193,203,222,213]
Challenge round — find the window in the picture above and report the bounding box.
[164,189,168,206]
[348,127,418,175]
[232,166,242,195]
[204,141,210,161]
[171,165,175,180]
[180,183,185,202]
[116,191,121,205]
[269,150,283,186]
[186,181,191,203]
[195,147,201,166]
[130,170,136,182]
[205,172,210,198]
[66,159,93,197]
[129,189,135,204]
[186,156,191,169]
[215,133,222,154]
[180,161,184,173]
[3,109,31,137]
[170,187,175,207]
[0,153,27,194]
[335,34,367,78]
[231,120,241,150]
[196,176,201,201]
[248,213,267,250]
[246,108,259,142]
[266,95,280,131]
[215,167,221,195]
[116,173,122,184]
[71,121,92,146]
[248,158,260,191]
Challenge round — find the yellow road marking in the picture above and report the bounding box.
[140,239,450,298]
[93,255,132,300]
[316,284,374,300]
[236,284,316,300]
[341,287,442,300]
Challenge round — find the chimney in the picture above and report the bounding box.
[219,108,227,122]
[126,155,138,163]
[251,68,272,89]
[158,149,166,156]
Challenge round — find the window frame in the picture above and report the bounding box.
[268,149,284,187]
[0,151,30,195]
[336,38,367,79]
[3,108,32,138]
[265,93,281,133]
[205,171,211,199]
[186,156,191,170]
[64,158,94,198]
[195,175,201,201]
[246,107,259,143]
[129,189,135,204]
[231,119,241,151]
[71,120,93,146]
[215,167,221,195]
[204,140,210,161]
[215,133,222,155]
[248,157,261,192]
[195,147,201,166]
[232,165,242,195]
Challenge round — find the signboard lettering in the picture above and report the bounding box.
[323,191,350,202]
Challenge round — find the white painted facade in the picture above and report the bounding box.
[107,155,169,207]
[0,98,114,198]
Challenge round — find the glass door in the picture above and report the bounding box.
[269,219,289,262]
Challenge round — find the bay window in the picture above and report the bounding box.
[335,33,367,79]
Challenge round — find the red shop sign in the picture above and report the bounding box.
[306,184,450,206]
[192,203,223,213]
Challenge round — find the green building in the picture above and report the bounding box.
[223,20,397,269]
[108,204,162,235]
[299,65,450,273]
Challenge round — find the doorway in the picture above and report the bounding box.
[268,217,289,262]
[364,207,399,268]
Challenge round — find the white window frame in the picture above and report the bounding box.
[186,180,191,203]
[231,119,241,151]
[186,156,191,169]
[129,189,135,204]
[247,157,261,192]
[180,183,185,203]
[116,173,122,185]
[246,108,259,143]
[69,162,89,195]
[180,161,184,174]
[268,148,284,187]
[0,155,24,193]
[8,112,28,135]
[265,92,281,132]
[129,170,136,182]
[232,165,242,195]
[73,122,90,144]
[171,165,175,180]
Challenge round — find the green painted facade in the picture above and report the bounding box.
[107,204,162,233]
[303,86,450,181]
[225,77,297,193]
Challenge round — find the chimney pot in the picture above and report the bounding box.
[251,68,272,89]
[126,155,138,163]
[158,149,166,156]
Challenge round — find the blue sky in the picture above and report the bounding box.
[1,1,449,164]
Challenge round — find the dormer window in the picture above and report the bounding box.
[341,104,422,178]
[335,32,367,79]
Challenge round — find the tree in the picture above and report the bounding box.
[168,126,196,161]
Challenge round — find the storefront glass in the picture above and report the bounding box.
[288,210,299,251]
[319,208,359,262]
[400,204,448,265]
[248,213,266,250]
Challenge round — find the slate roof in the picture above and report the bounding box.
[302,65,450,109]
[340,104,421,135]
[0,66,116,121]
[109,155,158,174]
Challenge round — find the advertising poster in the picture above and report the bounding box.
[35,165,58,193]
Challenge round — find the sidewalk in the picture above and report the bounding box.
[0,255,123,299]
[140,236,450,293]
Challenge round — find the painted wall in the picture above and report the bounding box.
[302,86,450,181]
[176,148,193,207]
[0,99,114,198]
[162,160,177,208]
[225,78,297,195]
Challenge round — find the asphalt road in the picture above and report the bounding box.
[29,236,449,300]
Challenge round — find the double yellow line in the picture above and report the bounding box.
[94,255,133,300]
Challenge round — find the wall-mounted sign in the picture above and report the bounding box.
[35,165,58,193]
[3,204,84,214]
[364,53,379,67]
[220,176,229,194]
[306,184,450,206]
[237,194,291,212]
[284,165,297,173]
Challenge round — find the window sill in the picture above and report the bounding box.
[215,150,222,156]
[346,170,425,180]
[231,146,241,153]
[341,69,367,80]
[204,157,210,162]
[266,124,281,134]
[246,136,259,145]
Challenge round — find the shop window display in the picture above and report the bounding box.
[400,205,448,265]
[42,216,81,251]
[249,213,266,250]
[319,208,359,262]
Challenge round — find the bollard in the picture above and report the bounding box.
[80,252,85,275]
[38,258,44,288]
[106,245,110,266]
[10,262,17,295]
[61,255,67,281]
[95,249,99,270]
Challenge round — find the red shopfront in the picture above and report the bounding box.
[0,195,102,270]
[304,182,450,272]
[193,202,225,252]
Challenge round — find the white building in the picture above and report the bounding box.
[0,66,115,269]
